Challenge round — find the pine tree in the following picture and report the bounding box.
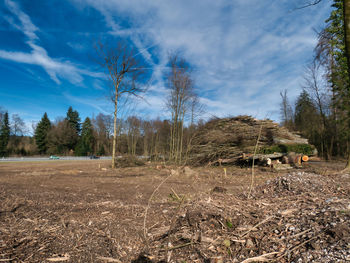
[294,90,321,151]
[65,106,81,151]
[35,113,51,154]
[0,112,10,156]
[66,106,81,135]
[75,117,94,156]
[97,144,105,156]
[324,0,349,112]
[318,0,350,161]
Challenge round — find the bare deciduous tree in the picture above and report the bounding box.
[126,116,141,156]
[294,0,322,10]
[93,113,113,155]
[280,89,293,129]
[303,61,329,125]
[11,114,27,136]
[96,41,146,168]
[166,54,198,164]
[303,60,332,157]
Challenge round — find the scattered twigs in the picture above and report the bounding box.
[166,195,186,262]
[0,203,24,215]
[240,215,274,238]
[288,228,312,239]
[240,252,279,263]
[278,235,320,259]
[143,173,173,244]
[161,242,193,252]
[96,256,122,262]
[248,124,263,199]
[46,254,70,262]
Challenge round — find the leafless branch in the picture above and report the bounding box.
[294,0,322,10]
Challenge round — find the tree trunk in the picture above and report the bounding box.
[112,93,118,169]
[343,0,350,169]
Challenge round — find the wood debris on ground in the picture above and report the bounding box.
[142,172,350,262]
[0,161,349,262]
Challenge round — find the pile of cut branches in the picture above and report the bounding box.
[188,116,313,166]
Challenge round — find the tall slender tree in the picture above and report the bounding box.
[66,106,81,134]
[166,54,196,164]
[65,106,81,151]
[318,0,350,164]
[280,89,294,130]
[34,113,51,154]
[341,0,350,168]
[0,112,10,156]
[96,41,146,168]
[76,117,94,156]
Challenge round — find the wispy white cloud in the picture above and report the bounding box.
[67,42,87,52]
[1,0,105,85]
[63,92,112,115]
[4,0,39,42]
[92,79,105,90]
[68,0,329,119]
[67,0,331,121]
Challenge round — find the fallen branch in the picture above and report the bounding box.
[96,256,122,262]
[241,252,279,263]
[288,228,312,239]
[46,254,70,262]
[240,216,274,238]
[161,242,193,251]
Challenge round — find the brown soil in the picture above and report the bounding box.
[0,160,349,262]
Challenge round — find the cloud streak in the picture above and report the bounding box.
[69,0,331,121]
[1,0,104,85]
[0,0,332,123]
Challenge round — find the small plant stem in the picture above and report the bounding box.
[248,124,263,199]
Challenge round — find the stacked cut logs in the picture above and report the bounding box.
[188,116,312,166]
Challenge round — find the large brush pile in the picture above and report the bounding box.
[188,116,311,166]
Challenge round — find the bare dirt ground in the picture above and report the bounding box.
[0,160,349,262]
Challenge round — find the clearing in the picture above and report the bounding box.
[0,160,349,262]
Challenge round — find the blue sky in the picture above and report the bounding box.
[0,0,332,131]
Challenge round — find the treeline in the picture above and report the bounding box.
[0,106,203,158]
[0,108,34,156]
[0,51,205,160]
[280,0,350,160]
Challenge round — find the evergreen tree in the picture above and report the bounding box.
[66,106,81,134]
[294,90,321,149]
[97,144,105,156]
[324,0,349,111]
[0,112,10,156]
[316,0,350,159]
[75,117,94,156]
[65,106,81,151]
[295,91,318,128]
[34,113,51,154]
